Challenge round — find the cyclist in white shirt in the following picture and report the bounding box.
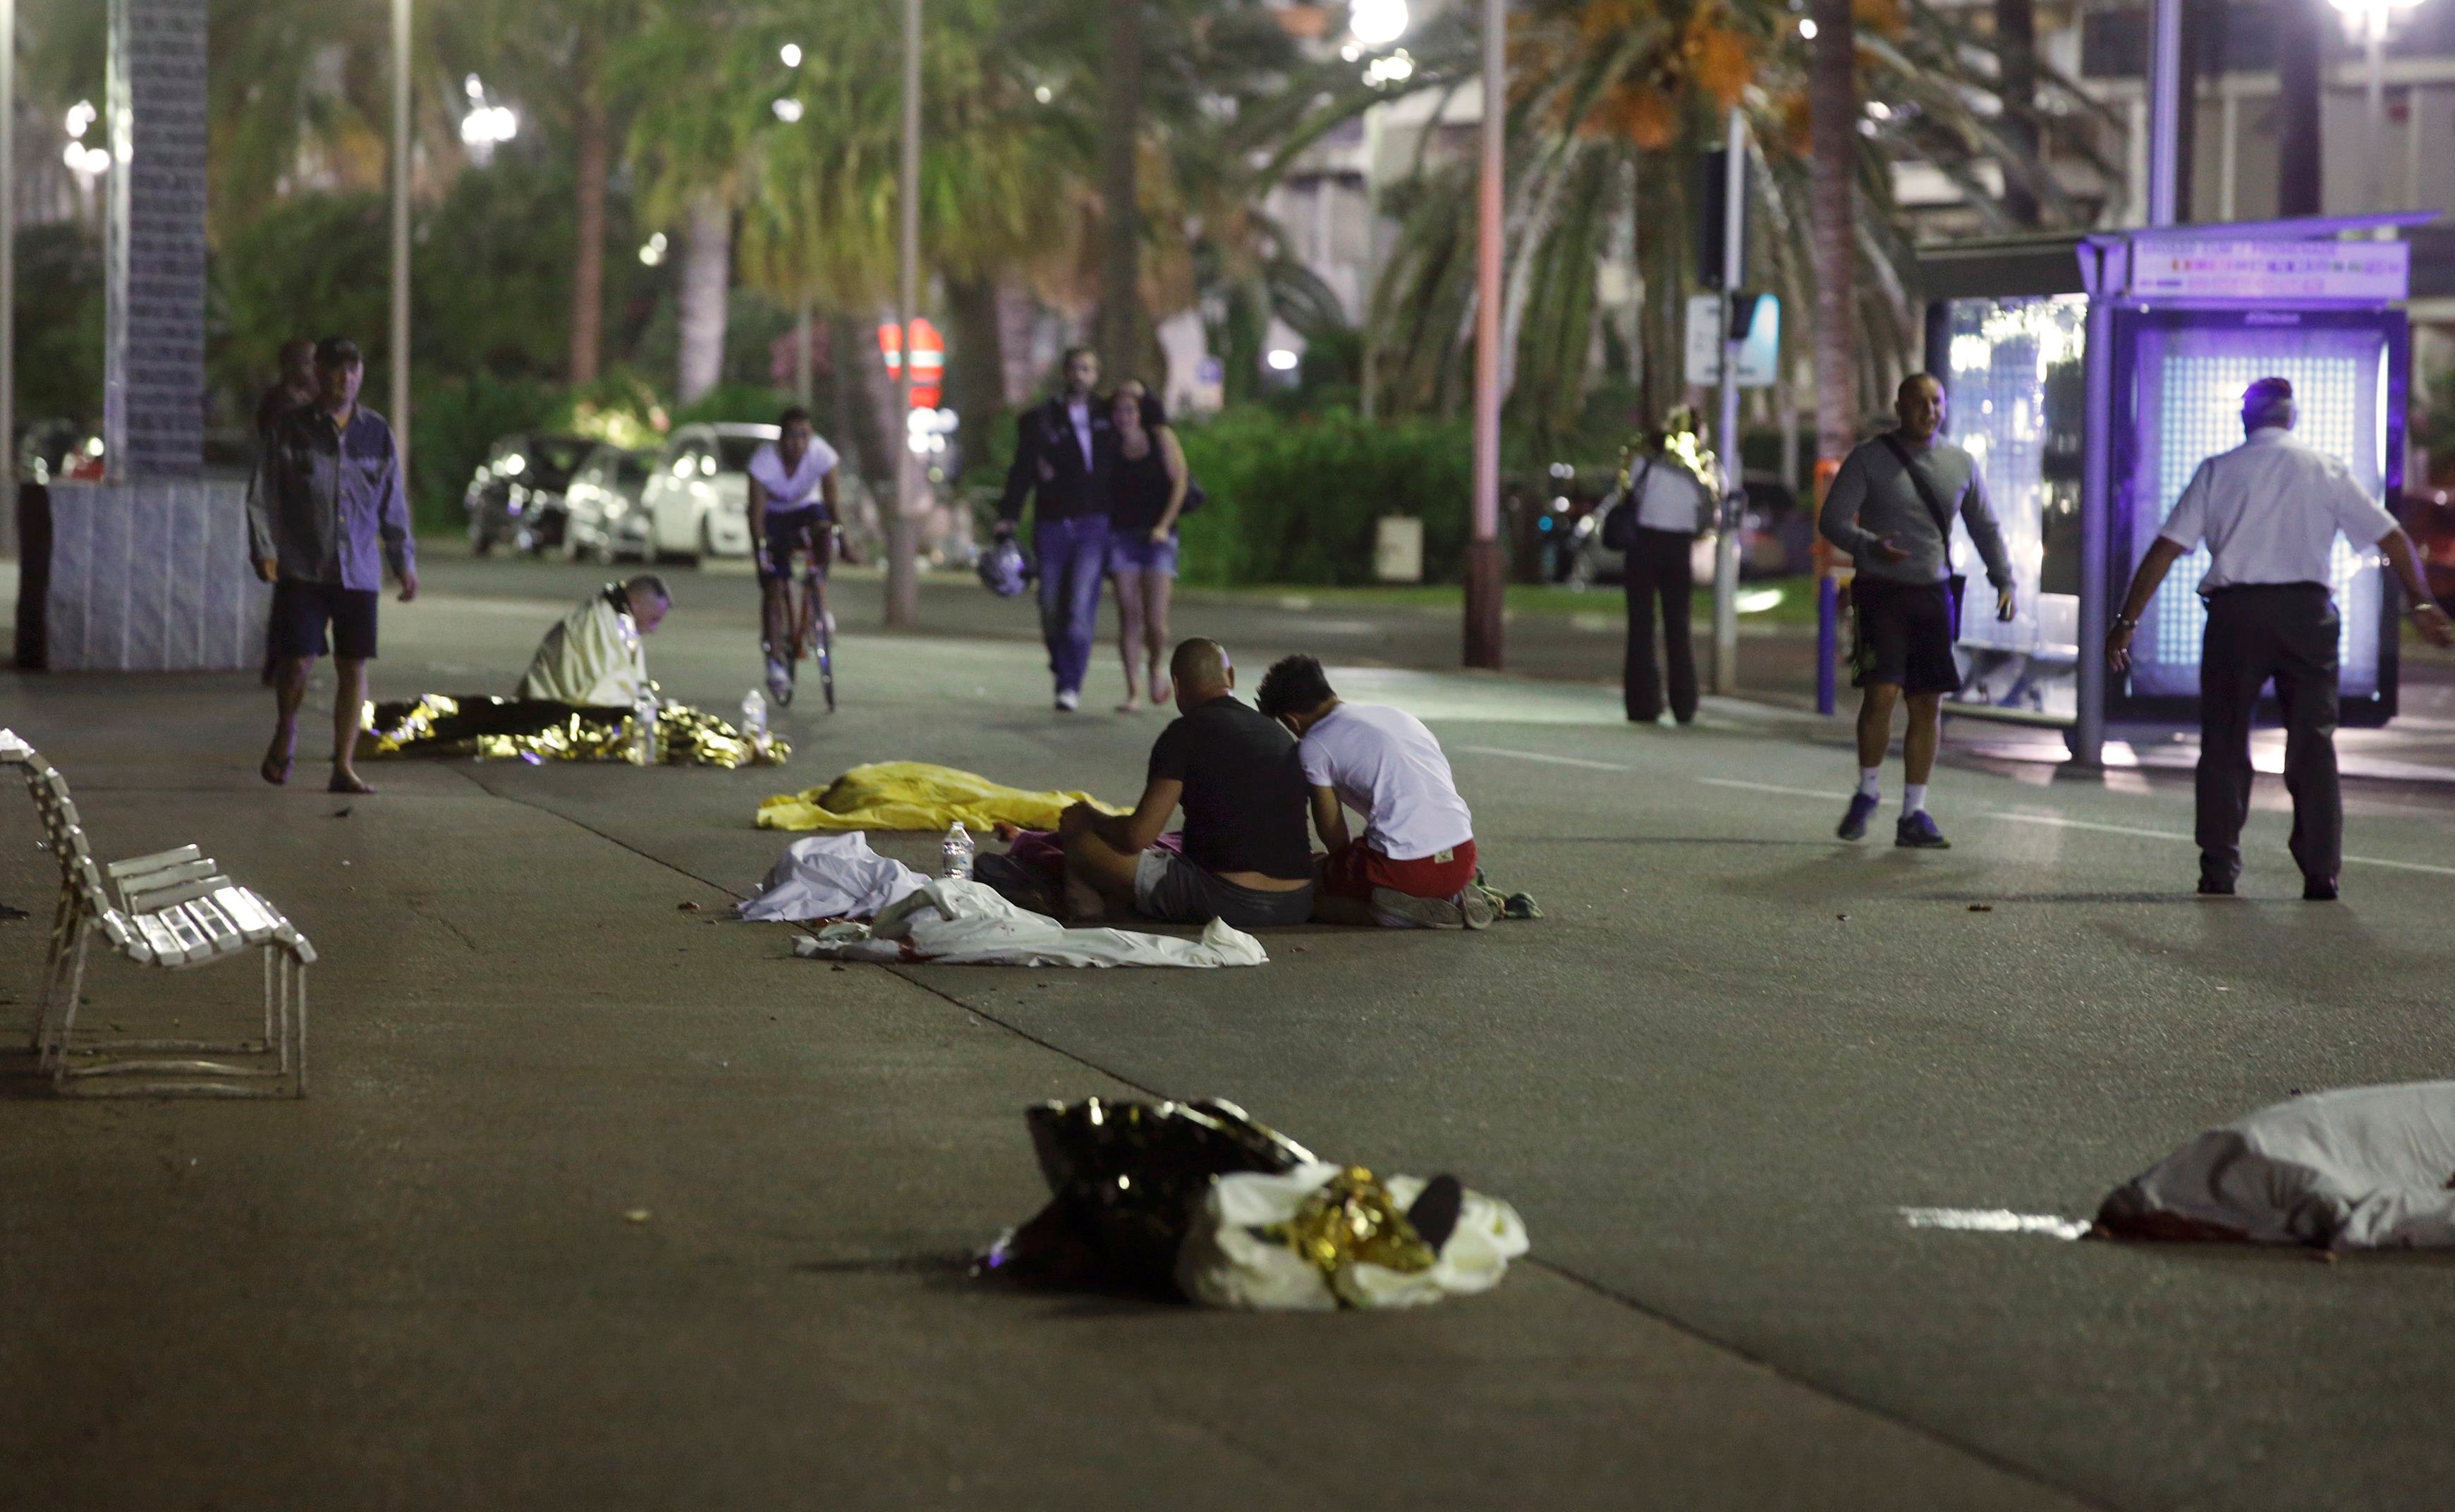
[2108,376,2452,900]
[748,407,842,700]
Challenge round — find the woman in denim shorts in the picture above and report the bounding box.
[1105,384,1188,712]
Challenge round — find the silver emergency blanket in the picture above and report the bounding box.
[737,834,929,922]
[796,877,1266,969]
[516,589,650,707]
[2097,1082,2455,1250]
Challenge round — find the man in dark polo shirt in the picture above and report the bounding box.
[1057,637,1315,929]
[247,336,418,794]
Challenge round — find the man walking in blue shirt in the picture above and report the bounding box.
[247,336,419,794]
[994,346,1115,712]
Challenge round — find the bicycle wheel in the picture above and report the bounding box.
[808,569,836,712]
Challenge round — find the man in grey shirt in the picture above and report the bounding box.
[1818,372,2015,848]
[247,336,419,794]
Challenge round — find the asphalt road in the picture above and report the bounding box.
[5,551,2454,1510]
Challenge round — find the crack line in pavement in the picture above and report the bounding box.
[1525,1260,2124,1512]
[441,764,2107,1504]
[437,767,1172,1097]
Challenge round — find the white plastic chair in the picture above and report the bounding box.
[2,728,313,1097]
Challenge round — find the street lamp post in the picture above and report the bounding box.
[1464,0,1504,670]
[391,0,412,475]
[887,0,922,629]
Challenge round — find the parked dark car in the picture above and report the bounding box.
[2408,485,2455,613]
[465,432,593,555]
[560,444,658,564]
[1564,475,1805,590]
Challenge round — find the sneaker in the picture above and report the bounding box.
[765,657,793,706]
[1369,886,1467,929]
[2196,876,2236,897]
[1894,810,1951,849]
[1454,886,1496,930]
[1054,689,1080,713]
[1836,792,1880,841]
[2303,874,2340,902]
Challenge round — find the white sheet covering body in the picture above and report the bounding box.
[516,590,650,707]
[738,834,930,922]
[1176,1163,1530,1310]
[2099,1081,2455,1250]
[795,878,1267,968]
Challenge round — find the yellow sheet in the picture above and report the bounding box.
[757,760,1126,833]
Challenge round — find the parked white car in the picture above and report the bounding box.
[560,444,657,564]
[640,422,775,562]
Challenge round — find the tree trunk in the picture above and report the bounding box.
[1994,0,2040,226]
[1097,0,1143,377]
[569,80,610,385]
[2277,0,2323,216]
[943,274,1006,463]
[1808,0,1860,462]
[676,192,731,406]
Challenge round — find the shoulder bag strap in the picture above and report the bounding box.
[1879,432,1956,575]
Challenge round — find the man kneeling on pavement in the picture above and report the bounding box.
[1258,654,1492,929]
[1059,638,1317,929]
[1055,640,1490,932]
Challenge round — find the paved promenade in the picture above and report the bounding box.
[5,554,2454,1510]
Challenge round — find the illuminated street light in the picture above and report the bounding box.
[2329,0,2425,210]
[780,42,803,67]
[1350,0,1410,47]
[1798,17,1817,38]
[772,97,804,123]
[1266,348,1300,372]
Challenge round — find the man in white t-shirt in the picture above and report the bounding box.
[1256,654,1492,929]
[747,406,843,702]
[2108,376,2453,899]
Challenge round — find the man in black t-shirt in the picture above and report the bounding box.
[1058,638,1316,929]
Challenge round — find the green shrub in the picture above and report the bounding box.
[408,373,564,533]
[1172,406,1470,586]
[670,382,800,429]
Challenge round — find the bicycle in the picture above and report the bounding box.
[762,518,839,712]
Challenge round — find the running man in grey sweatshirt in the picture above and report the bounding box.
[1817,373,2016,849]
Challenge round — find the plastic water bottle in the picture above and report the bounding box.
[941,821,975,881]
[740,688,768,742]
[631,693,658,765]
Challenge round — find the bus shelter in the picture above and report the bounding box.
[1911,214,2427,766]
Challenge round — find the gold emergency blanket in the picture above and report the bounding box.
[362,695,788,769]
[1267,1166,1438,1279]
[757,760,1122,832]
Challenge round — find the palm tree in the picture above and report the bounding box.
[1356,0,2118,455]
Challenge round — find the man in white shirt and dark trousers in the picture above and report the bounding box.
[1607,414,1714,726]
[2108,377,2453,900]
[1819,373,2017,848]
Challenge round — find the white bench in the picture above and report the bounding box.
[2,727,313,1097]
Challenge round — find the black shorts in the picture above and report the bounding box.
[269,579,379,661]
[758,506,833,581]
[1850,576,1960,695]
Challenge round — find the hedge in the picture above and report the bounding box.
[1171,407,1470,586]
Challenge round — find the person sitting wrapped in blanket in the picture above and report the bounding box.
[516,575,670,707]
[1255,654,1494,930]
[362,575,786,768]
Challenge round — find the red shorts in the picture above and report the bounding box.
[1318,839,1478,901]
